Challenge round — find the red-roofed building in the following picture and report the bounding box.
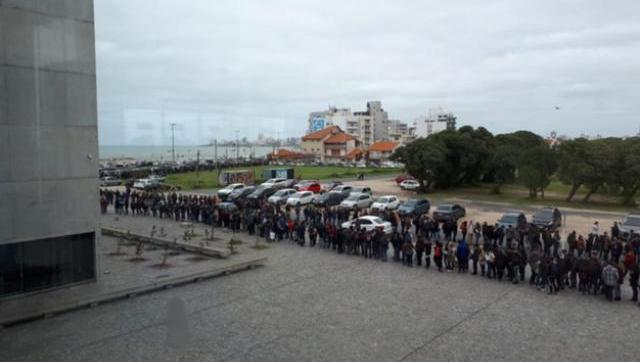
[368,141,400,161]
[301,126,358,162]
[267,148,315,162]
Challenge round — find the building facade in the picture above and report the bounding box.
[307,101,389,148]
[301,126,357,163]
[368,141,400,162]
[414,108,457,138]
[0,1,99,297]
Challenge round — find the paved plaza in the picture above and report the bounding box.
[1,213,639,362]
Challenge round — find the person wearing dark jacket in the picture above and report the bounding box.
[471,245,480,275]
[415,237,425,266]
[628,263,639,302]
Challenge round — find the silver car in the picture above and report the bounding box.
[339,193,373,209]
[267,188,297,205]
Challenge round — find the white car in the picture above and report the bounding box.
[99,176,121,187]
[147,174,166,183]
[400,179,420,190]
[341,216,393,234]
[371,195,400,211]
[332,185,354,195]
[286,191,315,206]
[339,193,373,209]
[261,178,288,188]
[268,188,297,205]
[133,178,160,190]
[217,183,246,199]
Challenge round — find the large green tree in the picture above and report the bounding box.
[518,145,558,199]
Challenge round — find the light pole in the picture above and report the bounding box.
[169,123,177,163]
[235,130,239,160]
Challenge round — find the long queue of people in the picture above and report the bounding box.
[100,188,640,305]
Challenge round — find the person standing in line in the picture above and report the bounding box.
[601,262,619,301]
[486,247,496,279]
[402,238,414,267]
[456,239,469,273]
[433,241,443,272]
[628,262,639,302]
[424,237,432,269]
[415,236,425,267]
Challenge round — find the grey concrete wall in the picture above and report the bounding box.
[0,0,99,244]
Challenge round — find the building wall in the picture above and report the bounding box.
[414,119,449,138]
[0,1,98,297]
[307,101,389,146]
[301,139,324,161]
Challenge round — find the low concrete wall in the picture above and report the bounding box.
[102,227,231,258]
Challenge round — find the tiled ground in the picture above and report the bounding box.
[1,213,638,362]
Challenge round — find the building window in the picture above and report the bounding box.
[0,233,96,298]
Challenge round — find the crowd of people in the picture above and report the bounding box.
[100,188,640,305]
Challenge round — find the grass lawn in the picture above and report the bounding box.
[166,166,399,190]
[421,181,639,213]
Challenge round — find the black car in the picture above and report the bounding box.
[432,203,466,222]
[312,191,348,207]
[531,207,562,231]
[228,186,256,201]
[247,186,277,200]
[397,198,430,216]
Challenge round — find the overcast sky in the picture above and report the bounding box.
[95,0,640,145]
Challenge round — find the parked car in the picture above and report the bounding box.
[340,193,373,209]
[497,212,527,230]
[286,191,315,206]
[260,178,288,189]
[321,181,343,193]
[395,174,415,185]
[268,188,297,205]
[217,202,239,213]
[399,179,420,191]
[432,203,466,222]
[371,195,400,211]
[397,198,431,216]
[147,174,166,183]
[228,186,255,201]
[312,191,348,207]
[332,185,354,195]
[99,176,121,187]
[217,183,246,199]
[350,186,372,195]
[619,214,640,237]
[341,216,393,234]
[133,178,160,190]
[247,186,277,200]
[295,180,321,193]
[531,207,562,231]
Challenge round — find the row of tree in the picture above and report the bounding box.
[390,126,640,205]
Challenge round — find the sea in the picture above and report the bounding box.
[99,145,278,162]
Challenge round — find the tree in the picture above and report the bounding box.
[608,137,640,205]
[518,145,557,198]
[486,144,517,194]
[556,138,590,201]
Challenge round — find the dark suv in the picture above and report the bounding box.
[397,199,430,216]
[531,207,562,231]
[432,203,466,222]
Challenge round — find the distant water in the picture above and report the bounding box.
[99,145,278,161]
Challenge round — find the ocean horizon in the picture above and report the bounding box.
[99,145,280,161]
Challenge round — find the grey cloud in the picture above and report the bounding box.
[95,0,640,145]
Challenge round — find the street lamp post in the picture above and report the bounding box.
[169,123,177,163]
[235,130,239,160]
